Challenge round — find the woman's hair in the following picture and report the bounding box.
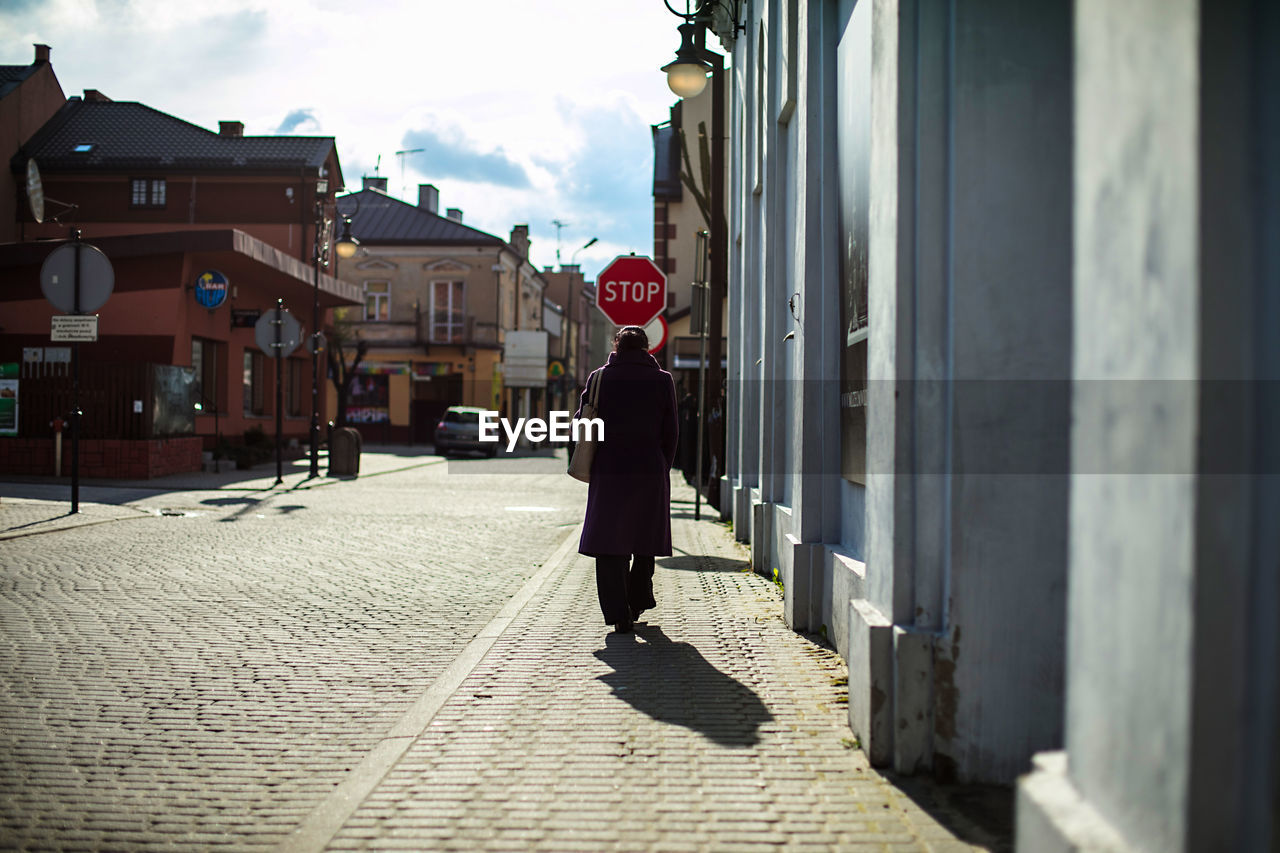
[613,325,649,352]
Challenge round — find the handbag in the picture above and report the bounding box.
[567,371,601,482]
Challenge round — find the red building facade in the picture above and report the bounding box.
[1,56,360,477]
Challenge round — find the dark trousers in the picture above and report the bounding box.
[595,555,656,625]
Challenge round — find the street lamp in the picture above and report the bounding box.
[662,22,712,98]
[335,214,359,259]
[570,237,598,266]
[310,188,359,478]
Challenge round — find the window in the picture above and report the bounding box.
[364,280,390,321]
[285,358,305,417]
[191,338,221,412]
[243,350,265,416]
[130,178,166,208]
[73,143,94,153]
[431,280,465,343]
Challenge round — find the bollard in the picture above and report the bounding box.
[327,426,361,477]
[51,417,65,476]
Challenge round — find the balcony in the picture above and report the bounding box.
[345,315,501,350]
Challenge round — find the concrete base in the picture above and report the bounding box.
[848,598,894,766]
[1016,752,1134,853]
[828,547,866,660]
[731,482,752,542]
[894,627,935,776]
[751,498,769,575]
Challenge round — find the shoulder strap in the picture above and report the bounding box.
[588,369,602,407]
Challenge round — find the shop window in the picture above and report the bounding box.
[130,177,166,208]
[243,350,265,416]
[347,374,390,424]
[837,0,870,484]
[191,337,221,412]
[431,280,465,343]
[364,280,390,321]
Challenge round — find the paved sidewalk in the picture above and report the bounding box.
[0,448,442,540]
[278,479,987,853]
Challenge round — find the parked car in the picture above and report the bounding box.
[433,406,497,458]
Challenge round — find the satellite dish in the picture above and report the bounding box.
[26,159,44,224]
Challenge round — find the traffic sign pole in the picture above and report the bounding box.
[71,229,81,514]
[40,228,114,514]
[274,299,285,486]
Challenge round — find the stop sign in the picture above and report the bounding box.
[595,255,667,327]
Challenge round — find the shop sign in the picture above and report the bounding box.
[194,270,229,309]
[231,309,261,328]
[0,363,17,436]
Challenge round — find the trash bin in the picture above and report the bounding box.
[328,427,362,476]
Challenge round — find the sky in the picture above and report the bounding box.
[0,0,689,274]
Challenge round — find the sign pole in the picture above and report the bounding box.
[71,228,81,514]
[274,299,285,486]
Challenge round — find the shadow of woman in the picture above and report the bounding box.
[594,625,773,747]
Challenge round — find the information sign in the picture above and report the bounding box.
[51,315,99,342]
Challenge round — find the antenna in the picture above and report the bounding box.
[374,154,381,175]
[552,219,569,264]
[395,148,425,200]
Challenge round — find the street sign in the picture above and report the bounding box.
[505,330,548,388]
[305,332,326,356]
[40,241,114,314]
[643,315,669,354]
[595,255,667,328]
[51,315,99,342]
[254,307,302,358]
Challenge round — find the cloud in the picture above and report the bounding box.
[400,126,530,189]
[275,108,318,134]
[538,100,654,254]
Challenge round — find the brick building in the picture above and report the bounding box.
[0,51,359,477]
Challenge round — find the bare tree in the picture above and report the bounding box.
[325,313,369,428]
[679,120,713,228]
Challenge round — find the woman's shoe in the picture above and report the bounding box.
[614,617,634,634]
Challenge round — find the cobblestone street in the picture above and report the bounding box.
[1,451,997,851]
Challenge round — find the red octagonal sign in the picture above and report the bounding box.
[595,255,667,328]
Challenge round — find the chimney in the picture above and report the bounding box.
[219,120,244,137]
[446,208,463,223]
[34,44,50,64]
[418,184,439,214]
[363,176,389,193]
[83,89,112,102]
[510,224,530,260]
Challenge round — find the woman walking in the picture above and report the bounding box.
[576,326,679,633]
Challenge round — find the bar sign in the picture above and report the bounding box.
[51,315,99,342]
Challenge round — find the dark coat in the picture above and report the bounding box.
[577,349,678,557]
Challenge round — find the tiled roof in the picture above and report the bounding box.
[11,98,334,173]
[336,189,505,247]
[0,64,38,99]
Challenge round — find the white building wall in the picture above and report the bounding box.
[1017,0,1280,849]
[727,0,1073,786]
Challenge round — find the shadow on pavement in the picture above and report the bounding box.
[656,555,746,573]
[888,774,1015,853]
[594,624,773,747]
